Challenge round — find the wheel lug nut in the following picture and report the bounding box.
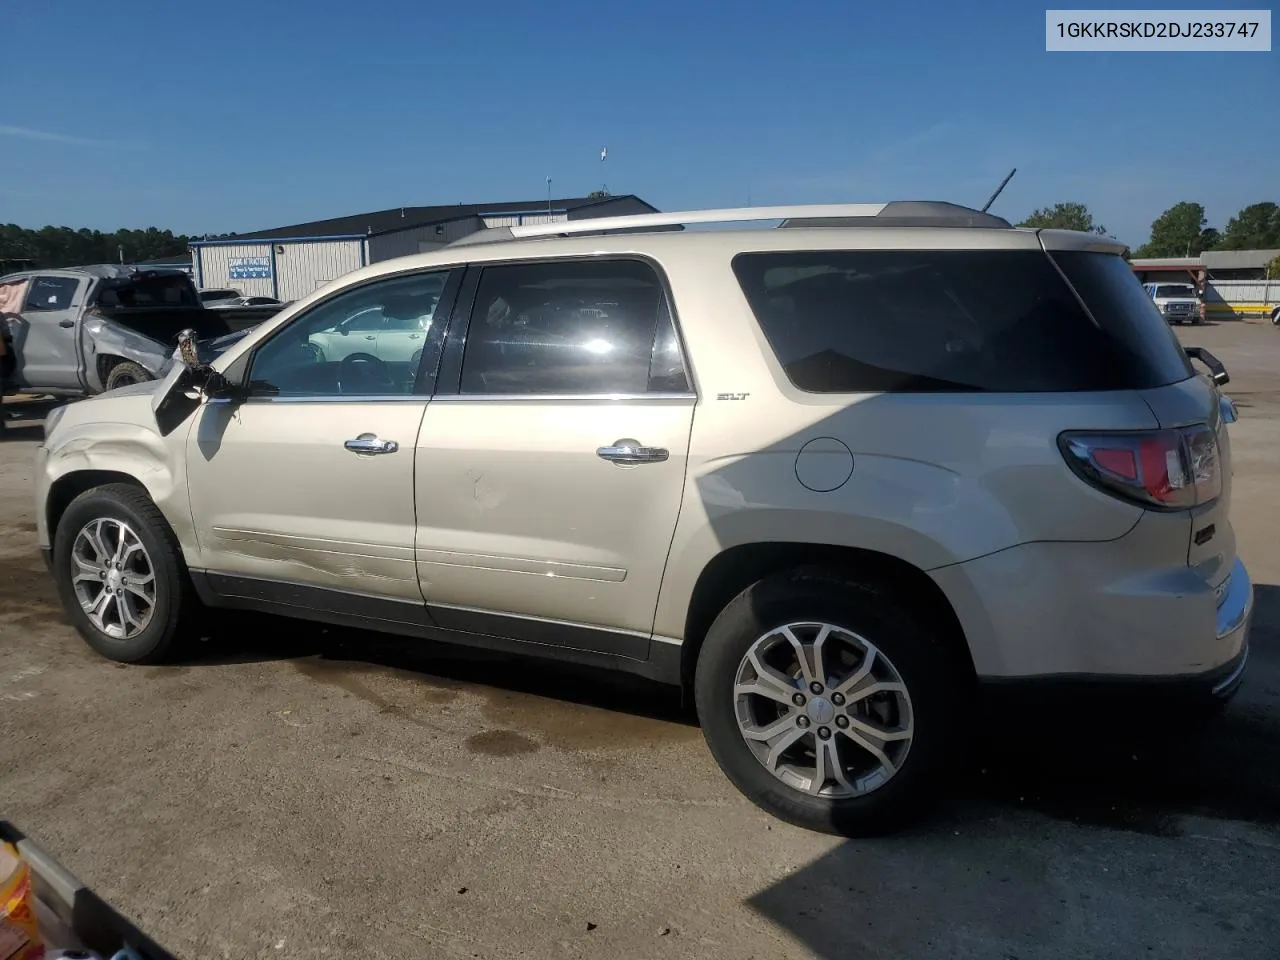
[835,716,849,729]
[796,716,810,728]
[817,726,831,740]
[809,681,824,695]
[831,692,845,706]
[792,693,806,706]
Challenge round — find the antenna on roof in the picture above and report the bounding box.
[980,168,1017,213]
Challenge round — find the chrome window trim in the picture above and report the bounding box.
[224,392,697,405]
[430,392,697,403]
[238,394,428,404]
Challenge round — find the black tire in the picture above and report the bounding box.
[694,567,965,836]
[52,483,197,664]
[104,360,152,392]
[1271,308,1280,327]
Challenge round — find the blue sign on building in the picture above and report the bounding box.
[228,256,272,280]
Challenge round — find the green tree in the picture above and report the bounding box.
[0,223,191,269]
[1017,202,1107,235]
[1267,254,1280,279]
[1134,202,1215,257]
[1217,202,1280,250]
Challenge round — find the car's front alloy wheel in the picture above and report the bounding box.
[70,517,158,640]
[53,483,198,663]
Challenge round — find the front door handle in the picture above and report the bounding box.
[596,438,669,465]
[364,334,376,340]
[59,319,74,328]
[344,433,399,455]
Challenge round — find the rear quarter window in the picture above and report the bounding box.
[732,249,1192,393]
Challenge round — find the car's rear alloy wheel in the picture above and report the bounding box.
[695,567,962,836]
[70,517,157,640]
[734,622,914,798]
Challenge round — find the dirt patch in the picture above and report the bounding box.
[465,730,540,757]
[290,655,461,727]
[476,685,700,754]
[0,554,64,626]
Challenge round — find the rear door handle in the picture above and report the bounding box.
[596,438,669,465]
[344,433,398,455]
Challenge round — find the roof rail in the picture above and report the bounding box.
[507,203,888,239]
[446,200,1012,247]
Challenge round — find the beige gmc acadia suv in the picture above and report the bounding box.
[34,202,1253,835]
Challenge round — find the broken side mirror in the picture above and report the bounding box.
[174,328,238,399]
[155,330,242,436]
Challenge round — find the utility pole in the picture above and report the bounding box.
[546,177,552,216]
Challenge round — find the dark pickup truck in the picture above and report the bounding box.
[0,265,280,397]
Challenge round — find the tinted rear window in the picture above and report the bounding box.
[1051,252,1193,385]
[732,250,1193,393]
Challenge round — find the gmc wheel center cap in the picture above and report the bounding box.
[807,697,835,724]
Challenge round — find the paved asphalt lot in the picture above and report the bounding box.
[2,320,1278,960]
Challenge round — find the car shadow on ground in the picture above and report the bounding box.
[744,584,1280,959]
[184,585,1280,831]
[183,608,694,728]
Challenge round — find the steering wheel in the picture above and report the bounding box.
[337,352,390,394]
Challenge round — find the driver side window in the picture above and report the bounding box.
[247,270,453,398]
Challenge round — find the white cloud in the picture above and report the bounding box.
[0,124,139,149]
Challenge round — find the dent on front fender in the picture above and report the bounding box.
[40,419,193,553]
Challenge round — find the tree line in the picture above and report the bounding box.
[1018,201,1280,257]
[0,224,236,272]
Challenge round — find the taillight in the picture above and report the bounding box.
[1058,426,1221,510]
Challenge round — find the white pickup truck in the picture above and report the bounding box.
[1143,281,1203,325]
[0,265,275,405]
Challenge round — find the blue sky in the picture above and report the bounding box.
[2,0,1275,246]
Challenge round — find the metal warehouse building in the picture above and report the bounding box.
[190,194,657,301]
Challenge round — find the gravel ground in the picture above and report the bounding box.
[1,319,1278,960]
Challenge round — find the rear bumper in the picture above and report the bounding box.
[932,522,1254,683]
[981,553,1251,711]
[980,642,1249,715]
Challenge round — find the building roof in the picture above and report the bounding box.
[1130,249,1280,272]
[1129,256,1202,269]
[1202,248,1280,271]
[229,195,653,241]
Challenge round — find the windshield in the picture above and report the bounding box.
[1155,284,1196,299]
